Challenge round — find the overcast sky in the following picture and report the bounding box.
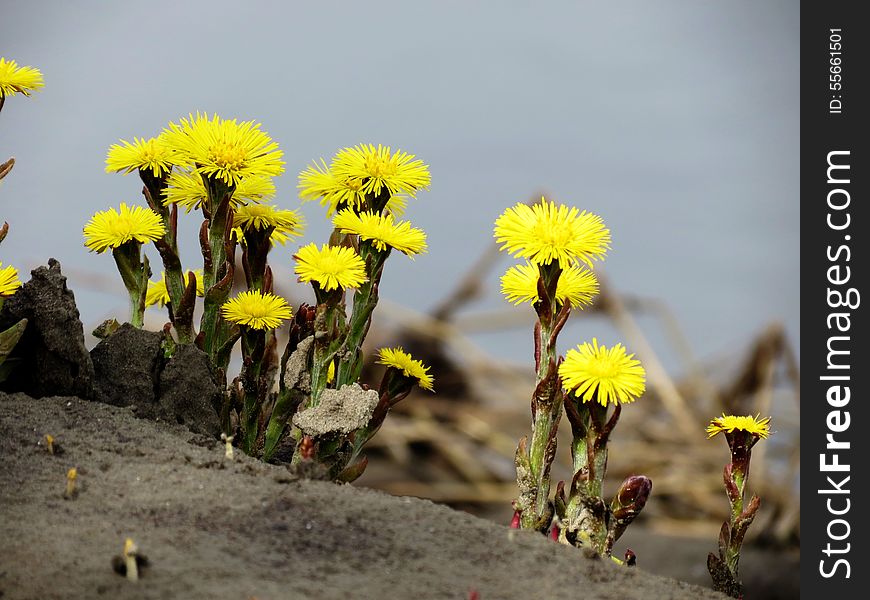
[1,1,799,370]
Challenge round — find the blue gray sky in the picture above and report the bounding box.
[1,1,799,370]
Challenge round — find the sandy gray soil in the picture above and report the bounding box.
[0,392,730,600]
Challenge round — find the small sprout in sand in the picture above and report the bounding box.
[112,537,149,581]
[124,538,139,581]
[63,467,78,499]
[42,433,63,455]
[221,433,234,460]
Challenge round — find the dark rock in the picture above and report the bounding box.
[157,344,221,437]
[90,323,164,417]
[0,259,94,398]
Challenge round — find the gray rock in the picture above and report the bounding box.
[0,259,94,398]
[90,323,164,417]
[157,344,221,436]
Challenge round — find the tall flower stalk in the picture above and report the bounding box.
[160,113,284,371]
[105,136,193,341]
[494,198,609,531]
[83,203,165,327]
[556,339,649,556]
[706,414,771,597]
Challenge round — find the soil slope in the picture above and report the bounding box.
[0,393,726,600]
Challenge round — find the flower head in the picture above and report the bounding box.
[331,144,430,199]
[145,270,204,307]
[232,204,305,246]
[0,263,22,297]
[493,199,610,268]
[559,338,646,406]
[333,209,427,256]
[501,262,598,308]
[706,414,771,440]
[0,58,44,97]
[293,243,367,291]
[221,290,293,330]
[162,170,276,212]
[162,113,284,187]
[377,347,434,391]
[299,145,428,213]
[83,203,165,253]
[105,136,175,178]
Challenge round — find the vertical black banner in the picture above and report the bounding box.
[803,1,869,596]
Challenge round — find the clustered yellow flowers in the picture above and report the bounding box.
[86,116,434,474]
[494,196,648,557]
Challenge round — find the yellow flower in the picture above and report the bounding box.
[221,290,293,330]
[706,414,771,440]
[377,347,434,391]
[500,262,598,308]
[293,243,367,291]
[83,203,165,253]
[162,170,275,212]
[559,338,645,406]
[332,209,427,256]
[0,263,22,297]
[105,136,175,177]
[162,113,285,187]
[493,198,610,268]
[145,270,205,307]
[298,158,366,211]
[232,204,305,246]
[0,58,44,97]
[331,144,431,200]
[299,146,427,214]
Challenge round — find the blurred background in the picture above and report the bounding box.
[2,1,799,597]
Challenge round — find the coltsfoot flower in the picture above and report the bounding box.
[559,338,646,406]
[221,290,293,330]
[332,209,427,256]
[299,145,429,213]
[331,144,431,200]
[706,414,771,440]
[494,199,610,268]
[0,57,44,97]
[145,270,204,307]
[0,263,21,297]
[105,136,175,177]
[232,204,305,245]
[162,170,276,212]
[83,203,165,253]
[500,261,599,308]
[377,347,434,391]
[162,113,285,187]
[293,243,367,291]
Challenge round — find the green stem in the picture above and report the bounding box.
[335,243,388,388]
[112,242,149,328]
[200,176,235,362]
[519,262,563,530]
[309,287,347,406]
[239,327,266,455]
